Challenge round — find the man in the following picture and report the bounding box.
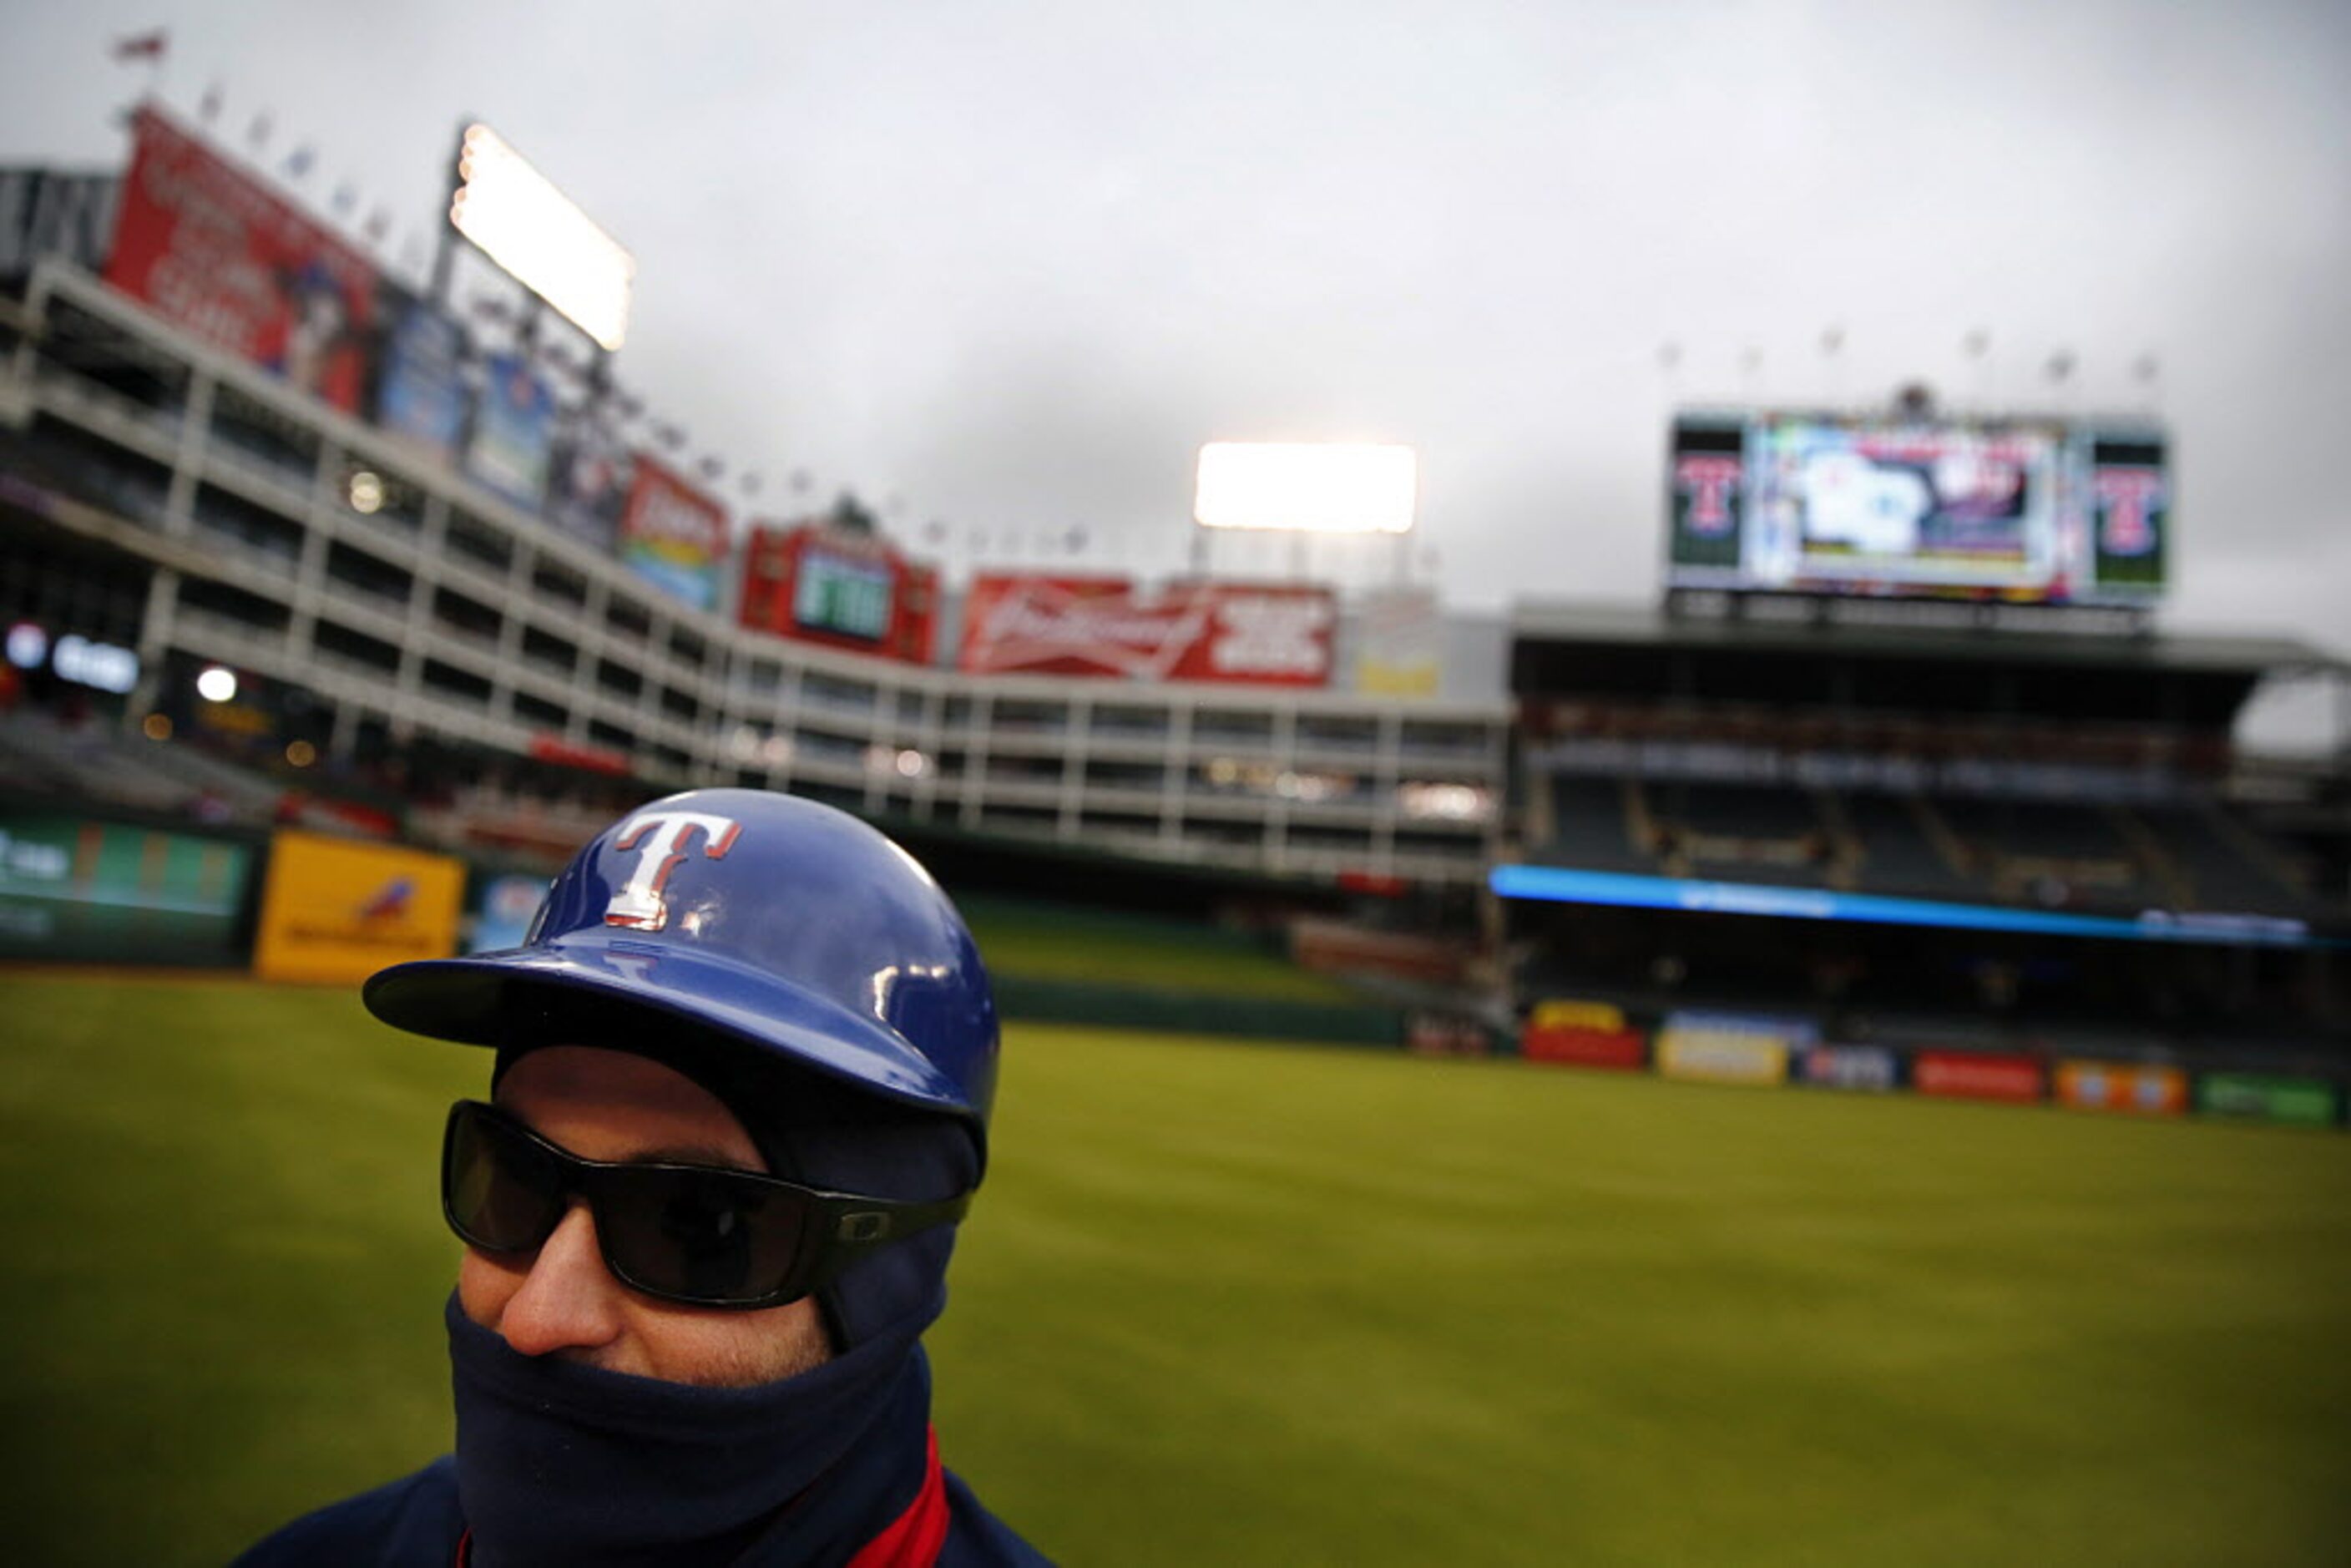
[238,788,1050,1566]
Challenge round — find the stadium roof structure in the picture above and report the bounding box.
[1509,599,2345,732]
[1509,599,2343,680]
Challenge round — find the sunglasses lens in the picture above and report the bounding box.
[594,1168,811,1306]
[445,1105,563,1253]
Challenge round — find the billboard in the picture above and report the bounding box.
[1355,584,1443,697]
[1656,1010,1808,1086]
[251,829,464,984]
[2195,1073,2338,1129]
[738,522,937,665]
[1797,1043,1900,1092]
[468,873,547,954]
[0,810,252,965]
[1666,410,2168,606]
[104,107,377,413]
[958,575,1336,686]
[372,296,470,461]
[2055,1060,2187,1117]
[463,353,557,512]
[1913,1050,2044,1105]
[618,454,727,611]
[547,408,634,552]
[1519,999,1646,1069]
[1405,1012,1494,1058]
[0,167,120,278]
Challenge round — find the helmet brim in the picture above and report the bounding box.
[364,933,982,1133]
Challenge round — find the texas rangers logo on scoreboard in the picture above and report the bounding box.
[1675,455,1743,535]
[2093,468,2164,558]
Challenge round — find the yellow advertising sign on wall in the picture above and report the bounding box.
[1531,999,1627,1033]
[1656,1027,1792,1087]
[252,830,465,985]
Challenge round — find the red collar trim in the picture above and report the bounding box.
[846,1424,950,1568]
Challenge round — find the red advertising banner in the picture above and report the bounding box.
[528,735,631,776]
[619,455,728,612]
[104,107,377,412]
[1914,1050,2044,1105]
[958,574,1334,687]
[1521,1004,1647,1070]
[738,521,935,665]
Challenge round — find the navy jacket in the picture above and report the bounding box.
[234,1434,1048,1566]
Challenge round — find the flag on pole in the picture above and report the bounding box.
[111,30,169,63]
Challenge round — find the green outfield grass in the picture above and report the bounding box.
[957,897,1362,1004]
[1,973,2347,1565]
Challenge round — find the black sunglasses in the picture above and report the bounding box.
[441,1100,971,1311]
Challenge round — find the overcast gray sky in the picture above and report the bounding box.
[3,0,2346,658]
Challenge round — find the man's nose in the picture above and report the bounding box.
[494,1201,628,1358]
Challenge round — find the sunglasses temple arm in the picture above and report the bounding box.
[822,1189,974,1262]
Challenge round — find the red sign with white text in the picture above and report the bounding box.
[104,107,377,412]
[1914,1050,2044,1105]
[958,574,1334,686]
[1521,1026,1647,1070]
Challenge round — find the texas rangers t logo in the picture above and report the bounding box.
[604,811,741,931]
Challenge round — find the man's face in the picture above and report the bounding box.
[457,1044,833,1388]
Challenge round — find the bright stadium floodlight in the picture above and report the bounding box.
[1194,443,1418,534]
[450,123,635,352]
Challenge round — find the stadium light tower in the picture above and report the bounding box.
[446,123,635,352]
[1191,442,1418,589]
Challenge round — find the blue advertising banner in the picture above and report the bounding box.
[375,301,469,460]
[468,873,547,954]
[464,353,556,513]
[1799,1043,1899,1092]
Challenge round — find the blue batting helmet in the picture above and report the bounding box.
[363,789,998,1161]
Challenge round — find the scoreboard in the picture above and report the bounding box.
[1667,409,2168,606]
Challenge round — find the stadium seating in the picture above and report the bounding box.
[1637,780,1840,885]
[1540,774,1651,872]
[1931,797,2146,904]
[2135,805,2313,913]
[0,708,204,815]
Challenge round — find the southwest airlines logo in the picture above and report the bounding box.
[604,812,741,932]
[356,877,415,922]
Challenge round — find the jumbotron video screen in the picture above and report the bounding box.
[1667,410,2169,605]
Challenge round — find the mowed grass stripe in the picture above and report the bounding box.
[0,978,2345,1565]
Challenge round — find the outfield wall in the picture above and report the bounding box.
[14,797,2335,1133]
[1518,995,2348,1130]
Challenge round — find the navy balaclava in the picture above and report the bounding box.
[449,1031,979,1566]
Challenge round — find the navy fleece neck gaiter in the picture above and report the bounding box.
[447,1294,925,1568]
